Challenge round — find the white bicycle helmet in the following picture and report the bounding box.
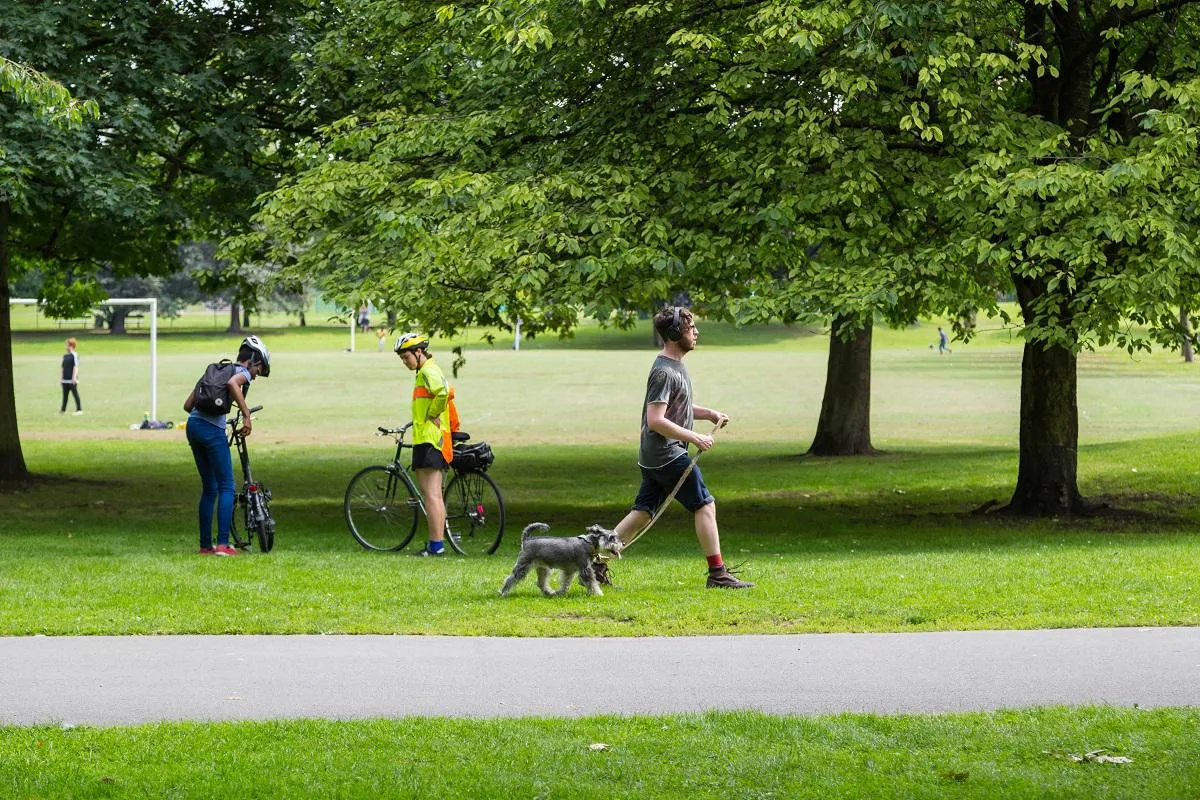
[240,335,271,377]
[394,332,430,354]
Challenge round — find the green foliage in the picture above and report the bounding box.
[921,4,1200,354]
[1,0,318,289]
[0,56,97,131]
[249,0,1200,358]
[246,0,964,337]
[35,276,106,320]
[1,0,324,480]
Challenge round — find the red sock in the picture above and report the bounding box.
[706,554,724,571]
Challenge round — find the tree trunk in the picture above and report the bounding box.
[298,310,306,327]
[1180,307,1194,363]
[109,307,129,335]
[227,301,242,334]
[807,315,876,456]
[242,307,250,328]
[1004,339,1084,515]
[0,200,31,483]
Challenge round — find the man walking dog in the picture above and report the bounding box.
[611,306,753,589]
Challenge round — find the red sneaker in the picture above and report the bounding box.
[213,544,238,556]
[197,547,216,555]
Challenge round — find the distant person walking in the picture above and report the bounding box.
[358,304,371,334]
[611,306,753,589]
[59,338,82,415]
[937,327,951,355]
[183,336,272,556]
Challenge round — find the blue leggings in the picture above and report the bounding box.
[187,420,234,548]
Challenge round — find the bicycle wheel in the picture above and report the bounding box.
[345,465,420,551]
[443,470,506,555]
[230,492,251,550]
[252,490,276,553]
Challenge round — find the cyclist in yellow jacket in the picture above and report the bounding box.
[395,333,452,556]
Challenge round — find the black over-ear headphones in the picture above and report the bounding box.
[665,306,683,341]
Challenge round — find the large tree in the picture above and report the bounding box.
[925,0,1200,514]
[245,0,956,456]
[0,58,97,482]
[251,0,1200,515]
[0,0,317,483]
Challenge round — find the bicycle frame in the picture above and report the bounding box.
[348,422,505,555]
[376,423,433,520]
[227,405,275,552]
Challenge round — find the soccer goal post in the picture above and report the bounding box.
[11,297,160,421]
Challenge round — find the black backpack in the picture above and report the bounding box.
[192,360,237,415]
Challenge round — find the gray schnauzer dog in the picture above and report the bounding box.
[498,523,623,597]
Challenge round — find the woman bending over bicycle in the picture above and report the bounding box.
[183,335,272,556]
[395,333,451,556]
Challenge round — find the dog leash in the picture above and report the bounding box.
[622,421,723,551]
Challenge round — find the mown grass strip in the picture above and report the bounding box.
[2,708,1196,799]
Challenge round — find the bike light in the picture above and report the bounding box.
[247,483,259,493]
[476,504,485,515]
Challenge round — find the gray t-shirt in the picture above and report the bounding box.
[638,355,694,469]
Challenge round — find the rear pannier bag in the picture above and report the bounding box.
[451,442,495,472]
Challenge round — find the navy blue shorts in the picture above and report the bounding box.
[411,443,448,471]
[633,453,714,513]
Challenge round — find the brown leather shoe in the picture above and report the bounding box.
[706,567,753,589]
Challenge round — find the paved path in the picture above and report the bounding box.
[3,627,1199,726]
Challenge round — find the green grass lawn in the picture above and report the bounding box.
[3,708,1196,799]
[3,436,1200,636]
[4,313,1199,798]
[5,315,1199,635]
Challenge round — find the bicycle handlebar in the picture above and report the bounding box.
[228,405,264,428]
[376,422,414,437]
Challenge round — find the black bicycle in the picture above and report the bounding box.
[227,404,276,553]
[344,423,505,555]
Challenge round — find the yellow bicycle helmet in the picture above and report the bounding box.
[394,332,430,354]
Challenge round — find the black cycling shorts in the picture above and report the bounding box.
[411,443,448,471]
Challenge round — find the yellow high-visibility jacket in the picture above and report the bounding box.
[411,357,454,462]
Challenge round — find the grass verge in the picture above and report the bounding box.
[2,708,1196,799]
[2,437,1198,636]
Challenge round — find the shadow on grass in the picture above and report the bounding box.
[6,436,1199,561]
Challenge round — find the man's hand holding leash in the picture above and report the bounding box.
[690,409,729,451]
[622,415,726,551]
